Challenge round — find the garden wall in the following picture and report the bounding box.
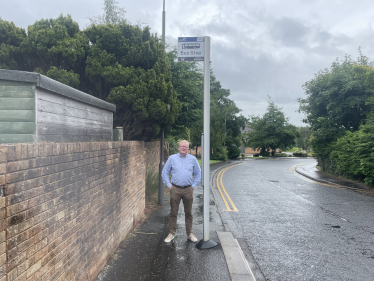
[0,140,160,281]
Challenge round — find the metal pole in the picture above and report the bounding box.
[196,36,217,249]
[203,36,210,241]
[224,117,226,147]
[158,130,164,205]
[201,133,204,187]
[158,0,166,205]
[162,0,165,44]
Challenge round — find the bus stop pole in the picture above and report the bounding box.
[201,133,204,188]
[197,36,217,250]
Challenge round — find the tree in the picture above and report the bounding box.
[84,23,180,140]
[19,14,88,88]
[295,126,312,150]
[88,0,126,25]
[1,13,181,141]
[165,54,246,158]
[328,63,374,184]
[210,72,247,159]
[166,47,204,141]
[299,55,372,133]
[298,52,374,172]
[245,97,299,156]
[298,54,372,157]
[0,17,26,70]
[189,119,203,156]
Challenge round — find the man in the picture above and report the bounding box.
[162,140,201,243]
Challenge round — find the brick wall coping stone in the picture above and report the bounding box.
[0,69,116,112]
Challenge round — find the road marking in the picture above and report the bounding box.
[216,163,244,212]
[216,168,231,211]
[290,164,374,198]
[219,167,238,212]
[290,164,345,189]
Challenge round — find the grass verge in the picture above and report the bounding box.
[197,159,221,165]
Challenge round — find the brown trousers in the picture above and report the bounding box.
[169,185,194,235]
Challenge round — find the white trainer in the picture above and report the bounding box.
[188,233,198,242]
[164,233,175,243]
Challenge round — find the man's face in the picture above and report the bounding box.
[178,141,189,156]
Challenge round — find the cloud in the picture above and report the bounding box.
[2,0,374,127]
[271,17,310,47]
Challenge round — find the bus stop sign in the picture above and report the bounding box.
[178,37,205,61]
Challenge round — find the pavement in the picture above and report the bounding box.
[294,159,374,195]
[94,159,372,281]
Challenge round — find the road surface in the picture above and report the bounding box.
[214,158,374,281]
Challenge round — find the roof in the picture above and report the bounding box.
[0,69,116,113]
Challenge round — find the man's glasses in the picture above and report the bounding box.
[179,146,189,149]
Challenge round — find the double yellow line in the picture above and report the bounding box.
[290,164,342,188]
[216,163,244,212]
[290,164,374,197]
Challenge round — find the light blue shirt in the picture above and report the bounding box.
[162,153,201,189]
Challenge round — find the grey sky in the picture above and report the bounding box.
[2,0,374,126]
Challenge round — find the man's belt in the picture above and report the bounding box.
[172,183,190,189]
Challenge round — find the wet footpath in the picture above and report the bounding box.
[94,159,374,281]
[94,162,250,281]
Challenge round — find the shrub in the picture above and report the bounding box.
[293,150,308,157]
[228,146,241,159]
[329,126,374,185]
[211,147,228,161]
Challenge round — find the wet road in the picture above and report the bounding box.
[217,158,374,281]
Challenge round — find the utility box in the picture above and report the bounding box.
[0,70,116,144]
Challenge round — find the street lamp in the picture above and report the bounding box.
[158,1,167,205]
[162,0,165,44]
[138,22,148,28]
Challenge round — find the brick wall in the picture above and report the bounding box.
[144,141,168,173]
[0,147,6,281]
[0,141,159,281]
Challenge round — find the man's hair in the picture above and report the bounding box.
[179,140,189,147]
